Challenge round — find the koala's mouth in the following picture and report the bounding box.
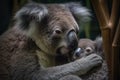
[56,46,76,55]
[56,46,78,62]
[56,47,70,55]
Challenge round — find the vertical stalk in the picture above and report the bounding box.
[109,0,120,41]
[109,0,120,79]
[84,0,91,38]
[112,19,120,80]
[91,0,120,80]
[90,0,112,79]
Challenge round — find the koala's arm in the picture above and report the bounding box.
[11,53,102,80]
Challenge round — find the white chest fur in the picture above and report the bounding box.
[36,50,55,67]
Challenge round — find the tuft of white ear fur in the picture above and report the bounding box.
[14,3,48,30]
[66,2,91,24]
[95,36,103,53]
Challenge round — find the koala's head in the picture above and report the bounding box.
[14,2,90,56]
[73,37,103,60]
[73,39,96,60]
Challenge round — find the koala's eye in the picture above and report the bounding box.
[52,29,62,40]
[54,29,62,34]
[85,47,92,53]
[53,28,63,36]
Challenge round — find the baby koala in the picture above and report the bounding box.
[73,39,96,60]
[73,37,104,60]
[73,37,108,80]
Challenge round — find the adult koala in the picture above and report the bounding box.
[0,2,102,80]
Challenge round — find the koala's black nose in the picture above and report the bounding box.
[67,30,78,51]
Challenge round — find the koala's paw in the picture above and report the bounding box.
[77,54,103,74]
[88,54,103,67]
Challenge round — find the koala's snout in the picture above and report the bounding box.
[56,30,78,55]
[73,48,82,60]
[67,30,78,51]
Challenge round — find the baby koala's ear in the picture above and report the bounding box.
[94,37,103,52]
[94,37,104,58]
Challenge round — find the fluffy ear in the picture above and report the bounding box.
[65,2,91,24]
[14,3,48,30]
[95,37,103,52]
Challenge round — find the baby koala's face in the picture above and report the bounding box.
[72,39,96,60]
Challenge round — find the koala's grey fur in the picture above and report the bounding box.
[0,2,102,80]
[73,37,108,80]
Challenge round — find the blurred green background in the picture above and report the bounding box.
[0,0,101,40]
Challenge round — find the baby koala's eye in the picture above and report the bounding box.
[85,47,93,53]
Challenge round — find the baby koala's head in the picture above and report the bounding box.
[73,37,103,60]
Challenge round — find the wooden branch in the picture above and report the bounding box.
[109,0,120,79]
[90,1,112,79]
[109,0,120,41]
[90,0,110,27]
[112,18,120,80]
